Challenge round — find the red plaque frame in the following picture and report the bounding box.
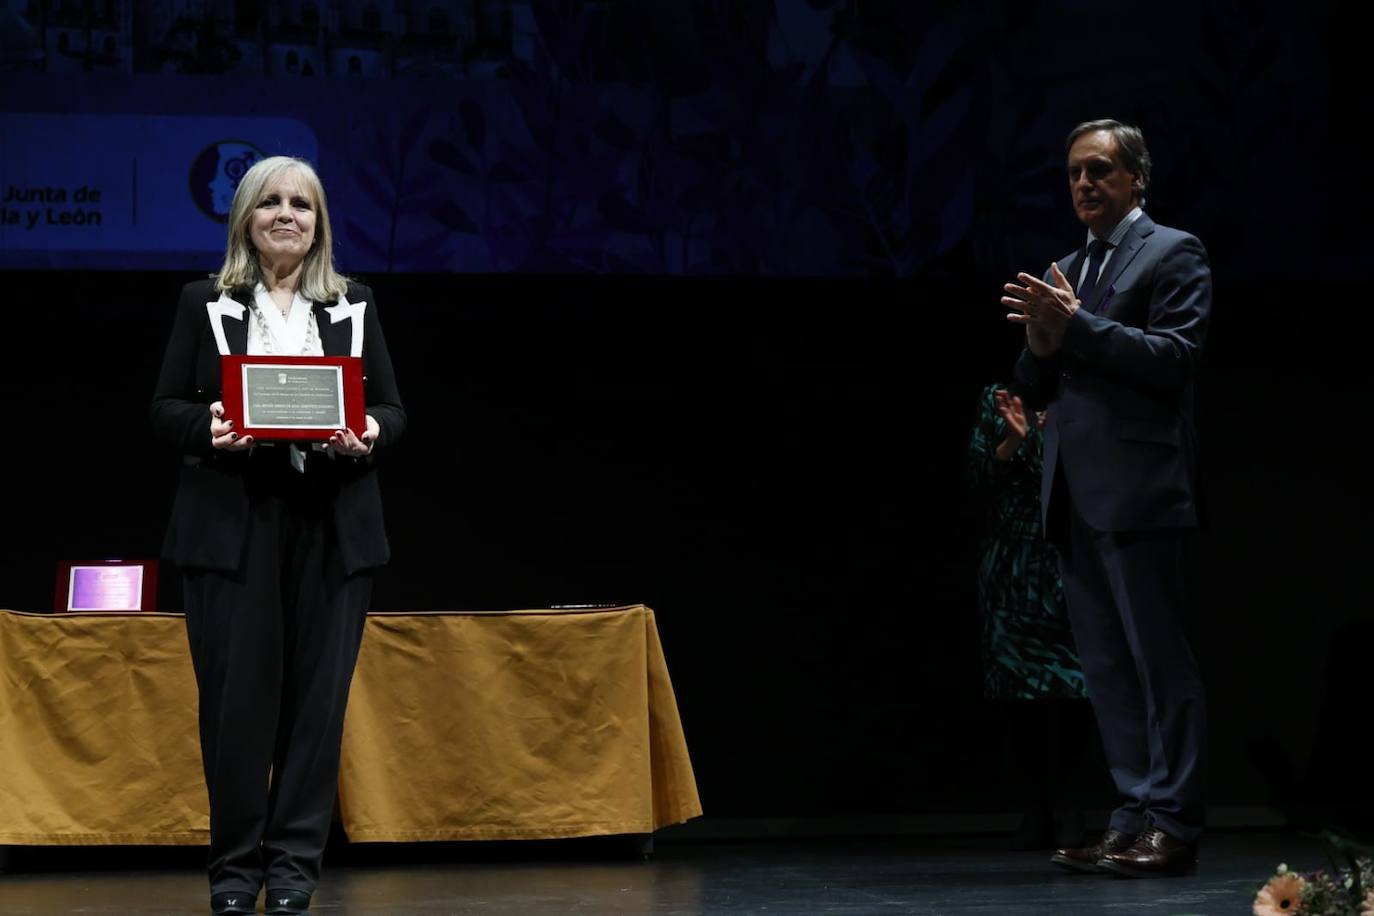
[221,355,365,442]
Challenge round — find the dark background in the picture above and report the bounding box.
[1,0,1368,831]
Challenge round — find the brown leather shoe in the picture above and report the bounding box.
[1097,826,1198,878]
[1049,828,1137,873]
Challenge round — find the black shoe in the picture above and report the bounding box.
[1050,828,1137,874]
[211,890,258,914]
[265,888,312,914]
[1097,826,1198,878]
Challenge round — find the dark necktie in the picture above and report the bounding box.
[1077,238,1111,307]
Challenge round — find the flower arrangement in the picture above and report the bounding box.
[1254,831,1374,916]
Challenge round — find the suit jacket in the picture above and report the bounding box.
[1013,212,1211,535]
[150,278,406,575]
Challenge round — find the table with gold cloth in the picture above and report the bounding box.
[0,604,701,845]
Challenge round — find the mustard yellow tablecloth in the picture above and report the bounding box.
[0,605,700,845]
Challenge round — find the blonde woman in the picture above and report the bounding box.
[150,156,405,915]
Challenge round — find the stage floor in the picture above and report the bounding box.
[0,830,1317,914]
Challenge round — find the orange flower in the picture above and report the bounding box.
[1253,872,1306,916]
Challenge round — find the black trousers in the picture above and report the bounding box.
[183,450,372,896]
[1057,499,1207,845]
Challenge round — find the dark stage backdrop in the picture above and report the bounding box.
[1,0,1368,827]
[0,268,1366,826]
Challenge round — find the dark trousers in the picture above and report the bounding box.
[1058,499,1207,845]
[183,451,371,895]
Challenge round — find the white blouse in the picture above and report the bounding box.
[247,284,324,356]
[246,284,326,471]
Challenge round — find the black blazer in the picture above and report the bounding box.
[1014,213,1212,534]
[150,278,406,575]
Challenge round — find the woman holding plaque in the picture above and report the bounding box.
[150,156,404,916]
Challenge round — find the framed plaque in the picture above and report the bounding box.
[220,355,365,442]
[54,559,158,613]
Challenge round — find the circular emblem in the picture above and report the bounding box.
[190,140,266,222]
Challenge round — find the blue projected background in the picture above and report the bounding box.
[0,77,527,272]
[2,1,981,274]
[0,1,1344,278]
[3,114,317,257]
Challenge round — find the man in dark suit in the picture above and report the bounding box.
[1001,119,1211,878]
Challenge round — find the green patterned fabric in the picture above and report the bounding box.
[966,384,1087,701]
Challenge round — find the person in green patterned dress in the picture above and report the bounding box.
[967,383,1089,847]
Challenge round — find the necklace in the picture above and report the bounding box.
[251,301,319,355]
